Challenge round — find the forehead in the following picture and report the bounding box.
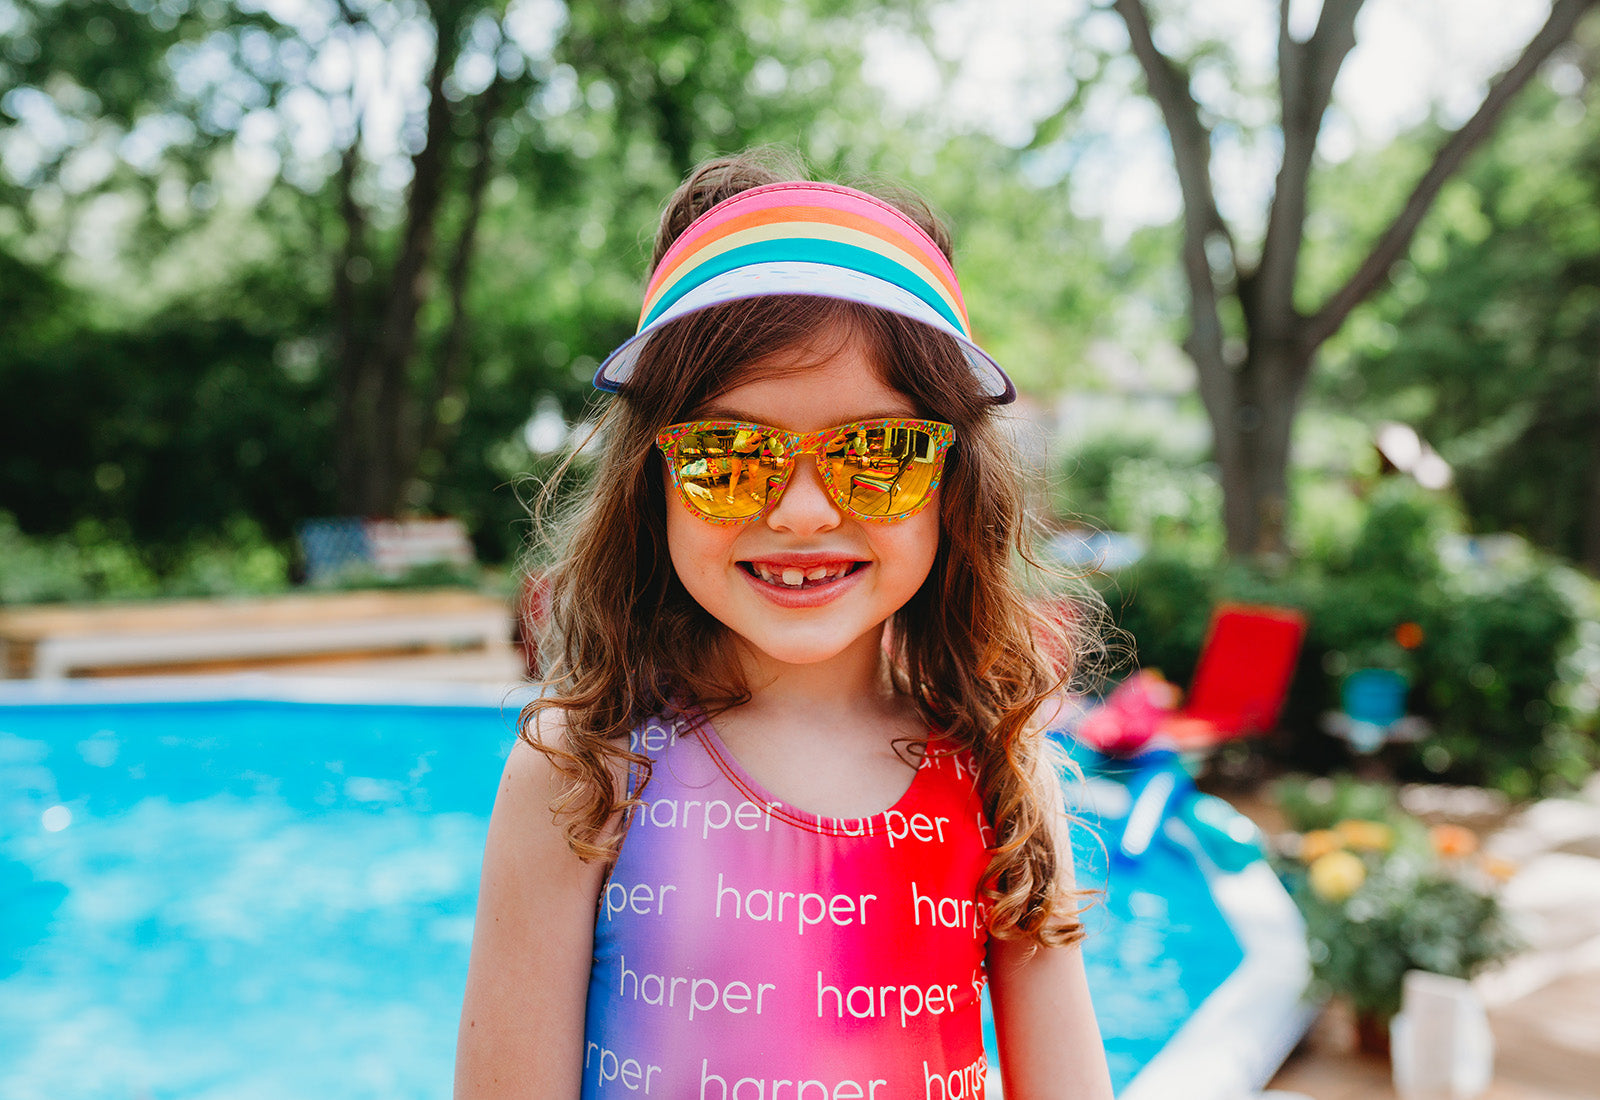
[695,330,916,431]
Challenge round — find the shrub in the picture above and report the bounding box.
[0,512,290,604]
[1055,429,1221,553]
[1097,546,1215,687]
[1091,483,1597,795]
[1418,567,1585,797]
[1272,774,1403,833]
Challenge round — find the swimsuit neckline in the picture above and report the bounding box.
[680,705,941,835]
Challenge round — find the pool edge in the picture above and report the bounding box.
[1119,860,1318,1100]
[0,673,540,711]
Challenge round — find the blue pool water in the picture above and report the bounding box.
[1050,750,1247,1090]
[1,688,1244,1098]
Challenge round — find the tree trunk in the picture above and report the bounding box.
[1585,357,1600,574]
[1110,0,1598,560]
[333,138,378,516]
[368,10,460,515]
[403,74,504,505]
[329,4,474,517]
[1206,344,1309,558]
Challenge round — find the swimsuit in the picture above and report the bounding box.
[581,709,995,1099]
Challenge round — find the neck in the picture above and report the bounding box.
[732,626,898,717]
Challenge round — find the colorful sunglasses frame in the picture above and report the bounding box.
[655,417,956,524]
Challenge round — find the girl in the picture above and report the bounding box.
[455,151,1113,1099]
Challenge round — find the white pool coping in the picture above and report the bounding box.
[1119,847,1319,1100]
[0,672,540,711]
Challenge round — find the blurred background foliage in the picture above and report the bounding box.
[1096,481,1597,796]
[0,0,1122,565]
[1,0,1597,792]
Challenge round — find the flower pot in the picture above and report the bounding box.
[1354,1009,1393,1058]
[1342,667,1409,728]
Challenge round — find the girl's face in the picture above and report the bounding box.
[664,330,941,673]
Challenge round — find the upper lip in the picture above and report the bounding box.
[737,552,868,568]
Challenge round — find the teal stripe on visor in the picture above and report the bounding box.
[640,238,969,337]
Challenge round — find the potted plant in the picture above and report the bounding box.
[1270,777,1520,1055]
[1340,622,1425,728]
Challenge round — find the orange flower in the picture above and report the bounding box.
[1335,818,1395,852]
[1299,829,1343,863]
[1430,823,1478,858]
[1396,622,1425,649]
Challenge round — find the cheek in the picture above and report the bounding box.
[664,496,699,579]
[883,508,941,590]
[664,492,731,585]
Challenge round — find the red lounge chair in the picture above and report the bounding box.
[1158,603,1308,752]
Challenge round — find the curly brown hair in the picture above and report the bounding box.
[524,150,1103,949]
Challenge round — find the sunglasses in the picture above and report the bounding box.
[656,417,955,524]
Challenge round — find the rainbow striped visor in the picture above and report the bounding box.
[593,181,1015,403]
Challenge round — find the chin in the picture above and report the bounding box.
[737,626,878,669]
[747,640,851,667]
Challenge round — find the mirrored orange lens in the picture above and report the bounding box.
[665,421,948,522]
[821,423,943,519]
[670,427,783,520]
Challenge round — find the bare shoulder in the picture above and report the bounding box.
[484,704,615,918]
[503,704,580,806]
[485,707,590,862]
[454,705,609,1100]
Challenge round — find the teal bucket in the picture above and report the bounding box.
[1342,667,1409,728]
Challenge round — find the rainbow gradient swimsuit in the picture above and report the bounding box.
[582,709,994,1099]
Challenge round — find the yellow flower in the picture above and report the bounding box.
[1429,823,1478,858]
[1309,850,1367,902]
[1335,818,1394,852]
[1299,829,1343,862]
[1480,854,1518,883]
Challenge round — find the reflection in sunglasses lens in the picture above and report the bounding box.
[668,421,946,522]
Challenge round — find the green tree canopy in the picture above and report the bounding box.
[0,0,1125,573]
[1338,75,1600,570]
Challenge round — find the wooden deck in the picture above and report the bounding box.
[0,588,515,679]
[1265,984,1600,1100]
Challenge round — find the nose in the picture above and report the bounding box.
[766,455,842,533]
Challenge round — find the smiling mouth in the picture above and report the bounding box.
[739,561,867,589]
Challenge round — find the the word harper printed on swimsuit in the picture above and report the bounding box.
[582,711,994,1099]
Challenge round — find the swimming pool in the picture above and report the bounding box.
[1046,737,1316,1100]
[1,678,1310,1098]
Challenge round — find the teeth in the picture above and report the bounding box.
[745,562,857,588]
[749,562,855,586]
